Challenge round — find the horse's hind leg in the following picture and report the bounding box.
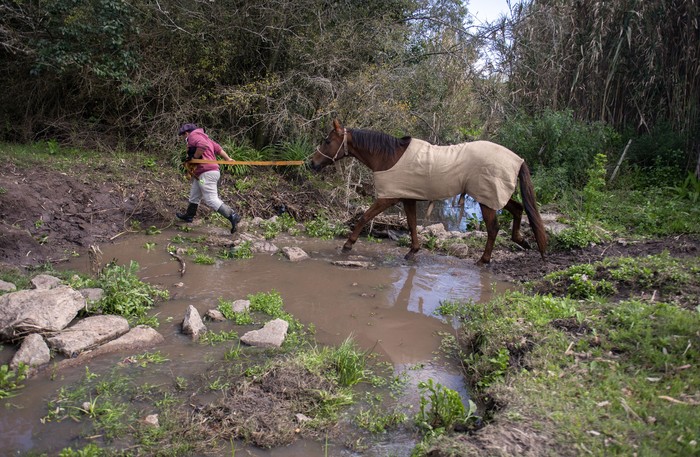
[477,204,498,265]
[504,198,531,250]
[343,198,398,253]
[402,199,420,260]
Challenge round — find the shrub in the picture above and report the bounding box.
[497,110,618,192]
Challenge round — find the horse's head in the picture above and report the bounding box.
[309,119,350,171]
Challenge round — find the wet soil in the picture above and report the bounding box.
[3,152,699,456]
[3,155,697,279]
[0,156,323,268]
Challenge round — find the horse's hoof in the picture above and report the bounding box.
[341,245,352,253]
[404,250,418,261]
[476,258,490,266]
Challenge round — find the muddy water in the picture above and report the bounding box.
[2,228,509,456]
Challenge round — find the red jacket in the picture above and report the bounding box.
[187,128,222,178]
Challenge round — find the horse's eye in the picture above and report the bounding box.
[324,138,330,145]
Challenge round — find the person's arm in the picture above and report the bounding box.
[214,142,232,161]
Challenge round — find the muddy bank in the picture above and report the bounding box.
[0,151,322,268]
[3,148,697,280]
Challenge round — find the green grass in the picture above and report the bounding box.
[436,256,700,456]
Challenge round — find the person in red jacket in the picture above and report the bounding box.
[176,123,241,233]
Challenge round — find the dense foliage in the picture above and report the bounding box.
[1,0,697,181]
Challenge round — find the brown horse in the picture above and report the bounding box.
[309,119,547,265]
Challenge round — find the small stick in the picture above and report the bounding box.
[167,244,186,277]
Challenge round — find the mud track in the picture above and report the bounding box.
[1,157,697,278]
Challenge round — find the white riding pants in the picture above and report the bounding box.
[188,170,223,211]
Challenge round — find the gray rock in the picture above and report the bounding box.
[232,299,250,313]
[31,274,63,290]
[540,212,570,235]
[423,223,448,239]
[446,243,470,259]
[79,288,104,304]
[143,414,159,427]
[33,326,164,377]
[47,315,130,357]
[205,309,226,322]
[0,286,86,340]
[282,246,309,262]
[331,260,374,269]
[240,318,289,348]
[237,233,279,254]
[0,279,16,292]
[182,305,206,340]
[10,333,50,369]
[99,325,164,351]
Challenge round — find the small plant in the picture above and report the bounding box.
[199,330,238,346]
[143,242,156,251]
[58,443,103,457]
[0,363,28,398]
[673,171,700,203]
[194,254,215,265]
[232,241,253,259]
[332,337,367,387]
[126,351,169,367]
[583,153,608,220]
[34,218,44,229]
[415,378,477,434]
[218,298,253,324]
[174,376,188,390]
[46,138,60,155]
[397,235,411,247]
[425,235,439,250]
[145,226,161,235]
[142,157,157,169]
[208,377,230,391]
[305,216,347,239]
[95,261,169,323]
[551,220,609,250]
[355,406,407,433]
[225,343,243,361]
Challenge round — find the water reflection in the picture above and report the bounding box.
[419,196,483,231]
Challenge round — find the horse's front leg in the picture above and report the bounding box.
[477,204,498,265]
[343,198,399,252]
[402,199,420,260]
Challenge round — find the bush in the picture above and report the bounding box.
[497,110,618,192]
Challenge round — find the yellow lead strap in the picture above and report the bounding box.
[188,159,305,166]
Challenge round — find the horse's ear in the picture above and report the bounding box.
[332,119,344,133]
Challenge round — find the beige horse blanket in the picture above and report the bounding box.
[373,139,524,210]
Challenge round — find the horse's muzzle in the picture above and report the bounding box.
[307,160,323,172]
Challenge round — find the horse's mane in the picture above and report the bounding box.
[350,129,412,157]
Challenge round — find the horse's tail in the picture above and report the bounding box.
[518,162,547,260]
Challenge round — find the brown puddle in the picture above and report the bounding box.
[2,228,510,456]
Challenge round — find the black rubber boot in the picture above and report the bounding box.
[217,204,241,234]
[176,203,198,222]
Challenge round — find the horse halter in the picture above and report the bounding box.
[315,128,348,163]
